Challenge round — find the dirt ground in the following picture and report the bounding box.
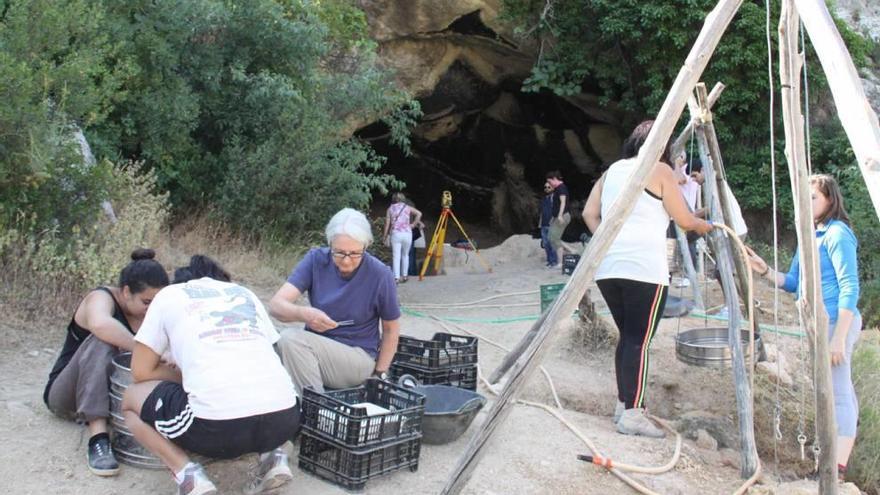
[0,235,864,494]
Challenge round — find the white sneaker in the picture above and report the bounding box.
[245,448,293,494]
[612,401,625,424]
[716,306,729,319]
[674,278,691,288]
[616,408,665,438]
[178,464,217,495]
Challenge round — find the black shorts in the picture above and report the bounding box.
[140,381,300,459]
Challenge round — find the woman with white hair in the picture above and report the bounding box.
[269,208,401,393]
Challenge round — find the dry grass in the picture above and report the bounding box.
[161,214,310,293]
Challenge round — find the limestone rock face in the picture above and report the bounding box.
[834,1,880,113]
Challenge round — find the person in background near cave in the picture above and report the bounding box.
[538,181,556,266]
[43,248,169,477]
[122,255,299,495]
[383,192,423,283]
[583,120,713,438]
[747,174,861,482]
[546,170,570,269]
[270,208,401,394]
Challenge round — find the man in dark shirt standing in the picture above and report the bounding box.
[538,181,555,267]
[547,170,570,269]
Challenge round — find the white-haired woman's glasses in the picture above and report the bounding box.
[331,250,365,260]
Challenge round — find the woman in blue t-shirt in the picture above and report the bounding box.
[748,174,861,480]
[270,208,401,394]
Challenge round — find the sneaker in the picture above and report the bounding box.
[616,408,665,438]
[612,401,625,424]
[716,306,729,320]
[674,277,691,288]
[546,263,558,270]
[86,434,120,477]
[178,464,217,495]
[245,449,293,494]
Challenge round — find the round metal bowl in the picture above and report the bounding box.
[675,327,761,368]
[414,385,486,445]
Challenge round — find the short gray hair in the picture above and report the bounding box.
[325,208,374,247]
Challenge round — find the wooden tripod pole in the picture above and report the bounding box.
[441,1,745,492]
[779,2,837,492]
[692,85,759,477]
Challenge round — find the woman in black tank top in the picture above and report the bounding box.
[43,248,168,477]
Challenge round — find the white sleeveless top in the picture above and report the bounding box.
[595,159,671,285]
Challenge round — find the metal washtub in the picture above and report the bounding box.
[674,327,762,368]
[110,352,164,469]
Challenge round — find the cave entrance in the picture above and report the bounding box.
[360,61,624,247]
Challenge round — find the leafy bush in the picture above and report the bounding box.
[0,161,169,316]
[1,0,419,244]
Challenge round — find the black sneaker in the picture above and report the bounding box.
[87,434,120,476]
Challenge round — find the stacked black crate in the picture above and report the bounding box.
[298,378,426,491]
[389,333,479,390]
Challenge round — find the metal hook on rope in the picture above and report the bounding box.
[773,409,783,441]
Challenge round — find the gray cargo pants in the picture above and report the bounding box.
[46,334,117,422]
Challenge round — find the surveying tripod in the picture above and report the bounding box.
[419,191,492,280]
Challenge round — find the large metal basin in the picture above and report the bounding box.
[675,327,761,368]
[110,352,164,469]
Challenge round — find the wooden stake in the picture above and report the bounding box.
[693,84,759,477]
[441,1,745,492]
[779,2,837,493]
[794,0,880,222]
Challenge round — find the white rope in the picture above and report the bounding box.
[405,290,538,309]
[407,302,537,310]
[765,0,785,463]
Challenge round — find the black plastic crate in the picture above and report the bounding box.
[562,254,580,275]
[389,362,477,391]
[393,332,478,369]
[298,431,420,492]
[301,378,425,448]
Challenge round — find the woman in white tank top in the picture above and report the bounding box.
[582,120,713,438]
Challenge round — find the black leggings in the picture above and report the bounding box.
[597,278,668,410]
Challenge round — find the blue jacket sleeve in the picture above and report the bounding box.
[781,248,799,293]
[825,223,860,312]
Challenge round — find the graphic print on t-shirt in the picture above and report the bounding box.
[185,285,266,343]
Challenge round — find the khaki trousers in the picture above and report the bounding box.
[277,329,375,394]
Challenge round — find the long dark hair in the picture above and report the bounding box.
[811,174,851,226]
[172,255,231,284]
[621,120,674,167]
[118,248,169,294]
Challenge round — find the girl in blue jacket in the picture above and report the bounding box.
[748,174,861,480]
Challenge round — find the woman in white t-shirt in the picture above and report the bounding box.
[121,256,299,495]
[583,120,713,439]
[383,192,423,283]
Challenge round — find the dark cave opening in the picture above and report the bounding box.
[360,61,624,246]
